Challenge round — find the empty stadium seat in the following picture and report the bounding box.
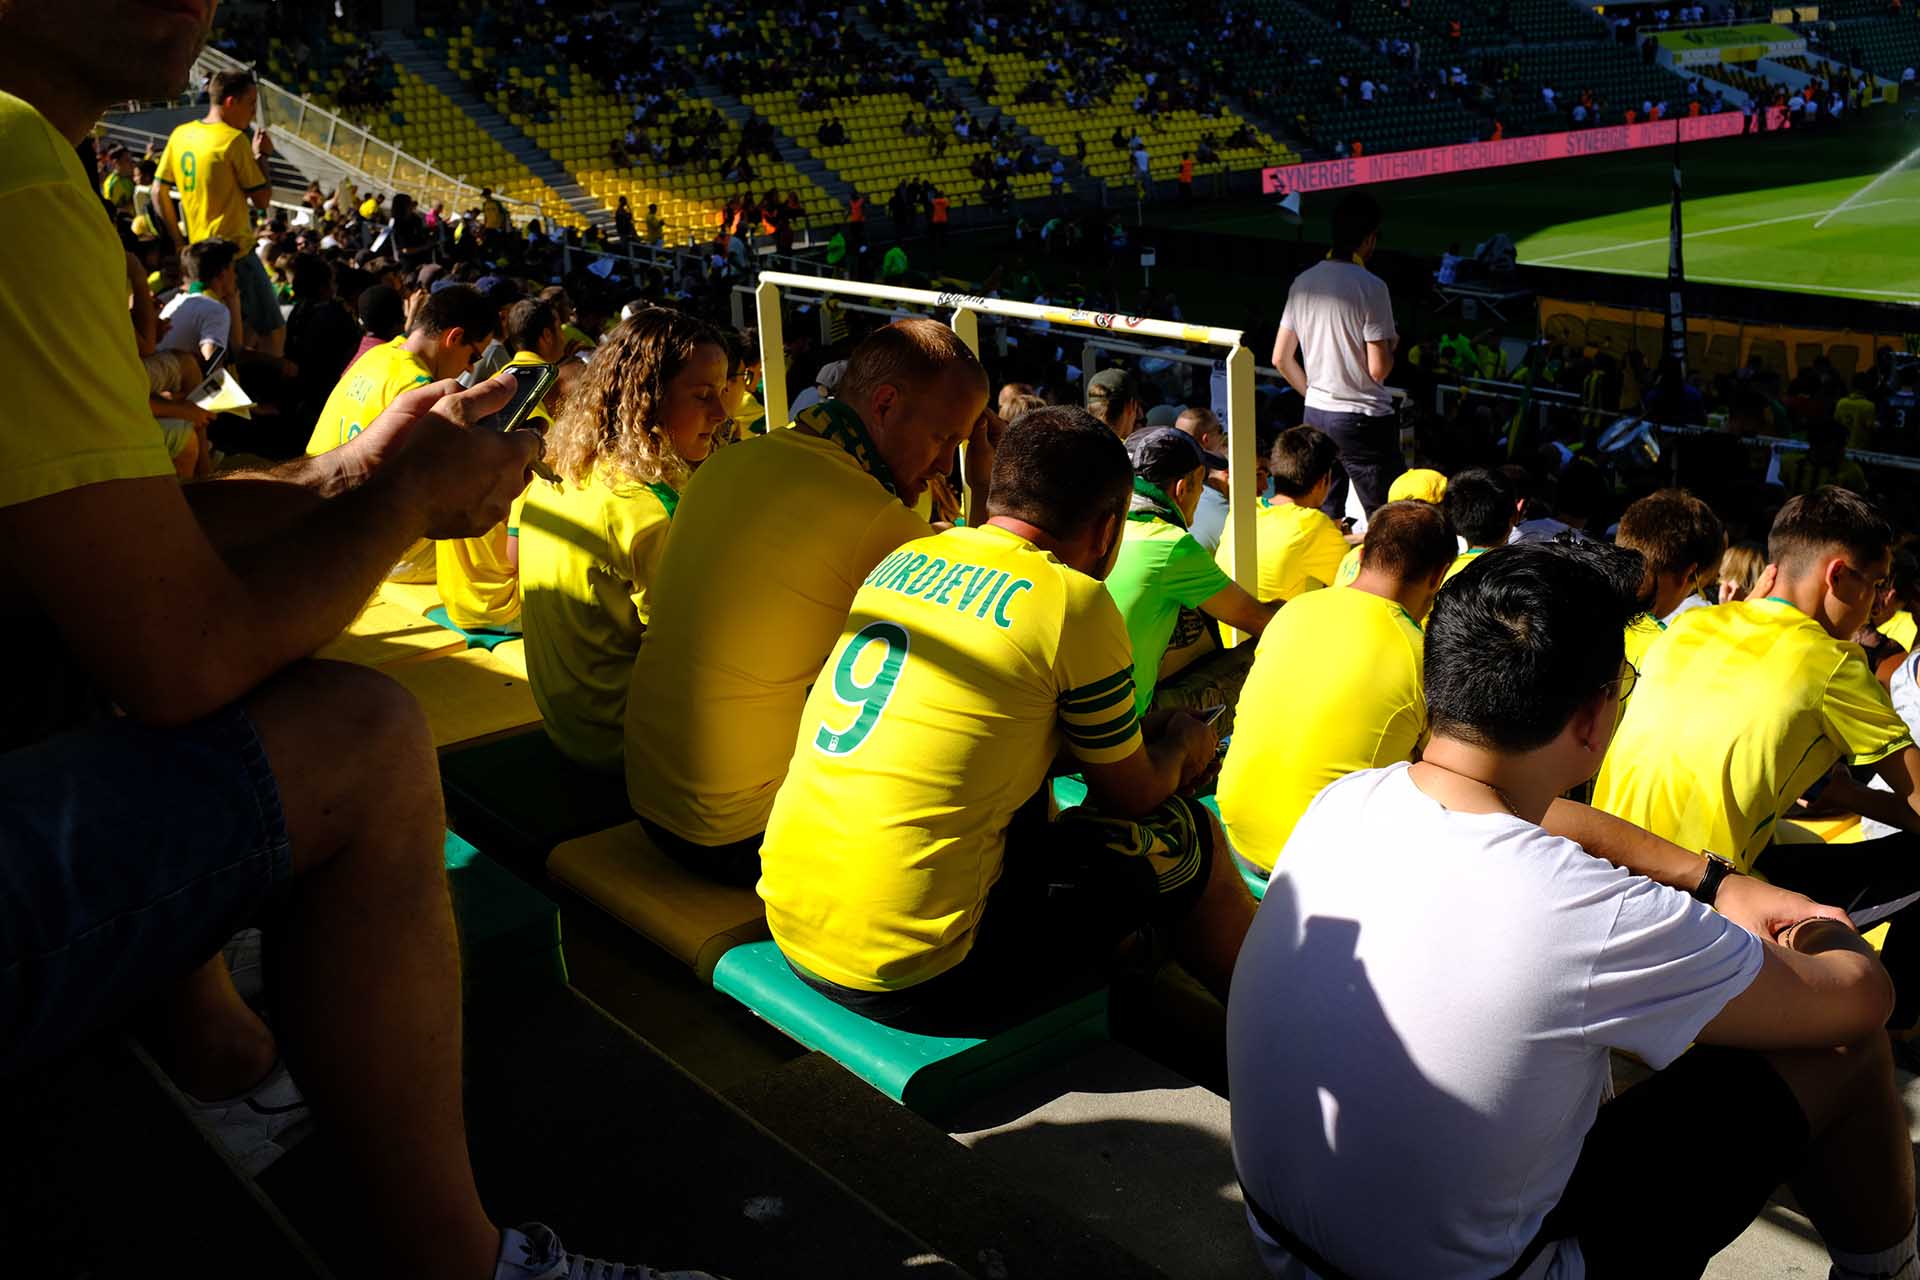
[710,939,1110,1116]
[547,821,770,982]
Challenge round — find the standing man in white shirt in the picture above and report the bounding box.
[1272,192,1402,520]
[1228,539,1915,1280]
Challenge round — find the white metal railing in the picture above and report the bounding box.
[190,45,560,223]
[751,271,1264,594]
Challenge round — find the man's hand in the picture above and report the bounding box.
[1715,873,1853,942]
[253,129,276,160]
[330,376,541,538]
[974,404,1007,448]
[1145,709,1218,792]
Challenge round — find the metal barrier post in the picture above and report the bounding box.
[755,278,789,430]
[948,306,983,526]
[1224,342,1259,606]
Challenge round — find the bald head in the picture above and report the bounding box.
[841,319,990,505]
[1175,406,1224,454]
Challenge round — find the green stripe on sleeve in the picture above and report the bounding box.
[1071,720,1145,752]
[1062,668,1134,709]
[1063,707,1139,745]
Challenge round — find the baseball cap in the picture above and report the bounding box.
[1086,367,1140,406]
[1144,404,1182,429]
[1125,426,1226,483]
[1388,468,1449,503]
[816,359,849,393]
[413,262,445,292]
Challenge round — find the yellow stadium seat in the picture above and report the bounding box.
[386,645,541,750]
[547,822,770,982]
[316,600,466,668]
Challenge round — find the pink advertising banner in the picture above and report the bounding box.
[1260,111,1784,196]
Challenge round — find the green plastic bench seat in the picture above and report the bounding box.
[425,604,525,652]
[445,831,567,987]
[710,940,1109,1118]
[440,729,633,874]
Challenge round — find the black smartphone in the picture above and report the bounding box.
[475,362,557,435]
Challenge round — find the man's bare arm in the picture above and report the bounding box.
[1272,325,1309,398]
[151,179,183,246]
[1545,798,1852,941]
[1200,581,1276,637]
[0,380,535,726]
[1366,339,1394,384]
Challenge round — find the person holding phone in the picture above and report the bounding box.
[517,308,730,774]
[433,299,564,634]
[0,2,692,1270]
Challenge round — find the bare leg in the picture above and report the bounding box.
[140,954,277,1101]
[246,660,499,1280]
[1170,809,1255,1002]
[1771,1032,1916,1253]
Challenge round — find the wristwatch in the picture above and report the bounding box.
[1692,854,1739,906]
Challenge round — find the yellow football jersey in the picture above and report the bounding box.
[625,419,930,846]
[1217,586,1425,874]
[1214,501,1348,611]
[1595,597,1913,872]
[155,118,267,244]
[306,337,433,456]
[760,523,1143,991]
[519,471,676,772]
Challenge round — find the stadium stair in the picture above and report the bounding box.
[690,76,854,212]
[377,31,608,228]
[849,10,1102,207]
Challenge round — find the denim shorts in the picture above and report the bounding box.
[0,704,291,1077]
[234,250,286,336]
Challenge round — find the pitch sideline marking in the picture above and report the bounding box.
[1528,198,1903,265]
[1544,260,1920,301]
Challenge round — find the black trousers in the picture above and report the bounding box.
[1305,406,1403,521]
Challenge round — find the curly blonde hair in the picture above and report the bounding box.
[546,307,725,489]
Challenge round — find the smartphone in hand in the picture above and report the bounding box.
[475,362,557,434]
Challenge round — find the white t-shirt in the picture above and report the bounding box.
[1228,764,1762,1280]
[1279,259,1397,417]
[157,292,232,357]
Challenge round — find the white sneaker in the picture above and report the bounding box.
[185,1059,314,1176]
[494,1223,728,1280]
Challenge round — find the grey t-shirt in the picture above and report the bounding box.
[1279,259,1397,417]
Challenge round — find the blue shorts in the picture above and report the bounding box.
[234,250,285,336]
[0,704,291,1077]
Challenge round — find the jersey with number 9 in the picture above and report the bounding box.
[760,523,1145,993]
